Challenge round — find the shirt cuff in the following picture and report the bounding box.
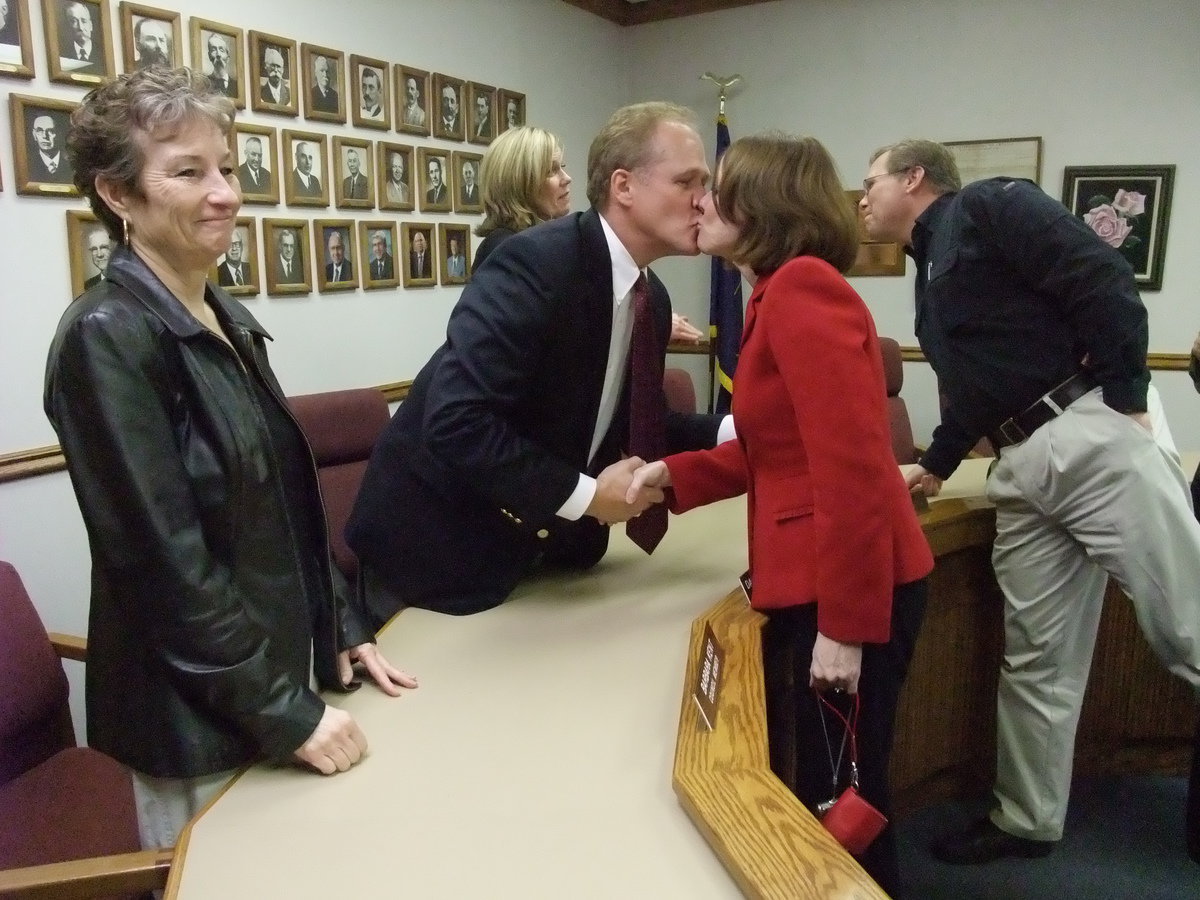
[556,473,596,521]
[717,414,737,444]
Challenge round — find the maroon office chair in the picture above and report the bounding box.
[878,337,920,465]
[288,388,391,584]
[663,368,698,415]
[0,560,171,898]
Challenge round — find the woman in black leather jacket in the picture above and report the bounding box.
[44,67,416,849]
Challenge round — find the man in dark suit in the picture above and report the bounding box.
[425,157,446,204]
[291,141,322,198]
[274,229,303,284]
[439,84,460,137]
[325,230,352,282]
[204,32,237,98]
[310,55,339,113]
[237,136,272,193]
[216,230,250,287]
[367,231,394,280]
[407,230,430,279]
[0,0,19,46]
[28,114,73,184]
[342,148,368,200]
[59,2,103,73]
[259,46,290,106]
[347,102,729,624]
[459,159,479,206]
[471,92,492,141]
[82,226,114,289]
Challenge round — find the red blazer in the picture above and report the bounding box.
[665,257,933,643]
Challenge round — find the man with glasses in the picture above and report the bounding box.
[860,138,1200,865]
[218,230,250,287]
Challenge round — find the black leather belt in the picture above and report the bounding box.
[988,371,1099,449]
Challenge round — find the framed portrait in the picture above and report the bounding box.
[452,150,482,214]
[314,218,358,292]
[376,141,414,213]
[282,129,328,208]
[1,0,34,79]
[498,88,525,133]
[209,217,259,297]
[400,221,436,288]
[465,82,496,146]
[417,147,451,213]
[358,220,398,290]
[1062,164,1176,292]
[248,30,297,116]
[9,93,79,196]
[66,210,114,298]
[190,19,243,109]
[43,0,115,85]
[231,122,278,205]
[349,53,389,130]
[431,72,464,141]
[262,218,311,296]
[438,223,470,286]
[333,136,373,210]
[845,190,904,277]
[944,136,1042,186]
[394,65,429,137]
[301,43,344,123]
[118,2,180,73]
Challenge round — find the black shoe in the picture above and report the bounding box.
[930,817,1055,864]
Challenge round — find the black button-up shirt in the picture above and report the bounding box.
[910,178,1149,478]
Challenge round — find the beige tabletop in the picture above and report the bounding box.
[171,497,752,899]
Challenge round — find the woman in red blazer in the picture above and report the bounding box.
[629,135,933,894]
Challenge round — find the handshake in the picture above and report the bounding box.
[585,457,673,525]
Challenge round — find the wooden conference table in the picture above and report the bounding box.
[167,457,1197,899]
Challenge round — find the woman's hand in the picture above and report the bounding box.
[294,705,367,775]
[810,632,863,694]
[670,313,704,344]
[339,644,419,697]
[625,459,672,505]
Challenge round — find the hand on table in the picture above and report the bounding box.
[339,643,419,697]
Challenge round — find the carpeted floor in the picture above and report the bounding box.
[894,776,1200,899]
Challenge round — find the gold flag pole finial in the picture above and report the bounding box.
[700,72,741,117]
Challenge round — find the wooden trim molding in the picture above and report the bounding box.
[899,346,1190,372]
[561,0,773,26]
[0,381,412,486]
[0,848,173,899]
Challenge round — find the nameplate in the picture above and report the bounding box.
[738,569,752,605]
[692,622,725,731]
[38,183,75,194]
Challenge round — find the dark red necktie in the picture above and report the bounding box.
[625,273,668,554]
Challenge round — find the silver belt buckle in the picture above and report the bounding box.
[998,419,1028,446]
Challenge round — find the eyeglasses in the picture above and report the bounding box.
[862,167,913,194]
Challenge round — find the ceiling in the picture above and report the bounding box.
[561,0,778,26]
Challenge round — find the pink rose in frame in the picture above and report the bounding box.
[1111,188,1146,217]
[1083,204,1133,248]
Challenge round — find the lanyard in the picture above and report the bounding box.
[815,689,860,813]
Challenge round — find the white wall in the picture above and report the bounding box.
[0,0,627,741]
[629,0,1200,449]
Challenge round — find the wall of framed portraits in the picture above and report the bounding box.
[0,0,632,738]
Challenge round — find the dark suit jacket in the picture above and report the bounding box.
[425,183,446,204]
[83,273,104,290]
[208,74,238,98]
[291,170,322,197]
[472,227,515,271]
[347,209,722,622]
[28,150,73,185]
[408,251,431,278]
[325,260,353,281]
[311,86,339,113]
[275,255,303,284]
[237,163,272,193]
[217,260,249,286]
[367,254,394,280]
[260,82,291,105]
[343,173,368,199]
[460,184,479,206]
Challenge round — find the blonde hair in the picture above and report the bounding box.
[475,126,562,237]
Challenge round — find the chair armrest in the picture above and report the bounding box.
[0,848,172,899]
[48,633,87,662]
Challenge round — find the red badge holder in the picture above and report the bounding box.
[814,689,888,856]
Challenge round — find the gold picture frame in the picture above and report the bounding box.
[301,43,344,124]
[118,2,181,73]
[431,72,464,141]
[209,217,259,297]
[498,88,525,133]
[282,129,328,208]
[394,64,429,136]
[189,18,243,109]
[248,30,297,116]
[66,209,114,298]
[376,141,414,212]
[358,220,398,290]
[846,189,905,277]
[452,150,482,214]
[9,93,79,196]
[231,122,278,206]
[42,0,114,85]
[314,218,358,292]
[333,136,373,210]
[1,0,35,80]
[400,221,436,288]
[349,53,389,130]
[262,217,311,296]
[465,81,495,146]
[417,146,450,213]
[438,223,470,286]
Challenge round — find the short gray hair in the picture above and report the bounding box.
[869,139,961,195]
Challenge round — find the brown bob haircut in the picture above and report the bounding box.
[714,133,859,276]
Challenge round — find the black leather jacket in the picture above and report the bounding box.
[45,247,370,778]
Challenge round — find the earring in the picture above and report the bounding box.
[122,218,130,244]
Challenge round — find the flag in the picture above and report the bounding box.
[708,112,742,414]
